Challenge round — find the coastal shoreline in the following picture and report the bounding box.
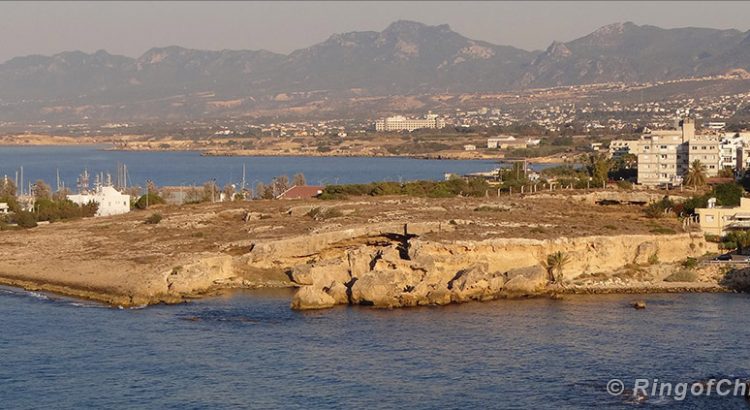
[0,193,740,310]
[0,273,733,309]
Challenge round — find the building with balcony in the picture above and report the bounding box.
[696,197,750,236]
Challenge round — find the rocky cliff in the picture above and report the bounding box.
[251,230,709,310]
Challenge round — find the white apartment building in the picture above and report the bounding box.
[637,134,688,186]
[719,133,750,172]
[627,116,722,186]
[374,113,446,132]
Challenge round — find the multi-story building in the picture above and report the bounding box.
[687,134,721,176]
[636,134,687,186]
[696,197,750,236]
[622,116,722,186]
[374,113,445,132]
[609,139,644,159]
[718,133,750,173]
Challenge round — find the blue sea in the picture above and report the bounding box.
[1,288,749,409]
[0,145,505,189]
[1,145,747,409]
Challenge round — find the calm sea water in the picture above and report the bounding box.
[0,145,506,189]
[1,288,749,409]
[2,146,747,408]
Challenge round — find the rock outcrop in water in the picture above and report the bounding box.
[283,230,709,310]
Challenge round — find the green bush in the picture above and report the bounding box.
[704,234,721,243]
[664,270,699,282]
[34,198,97,222]
[144,213,163,225]
[713,183,743,207]
[681,257,698,269]
[13,211,38,228]
[135,193,165,210]
[720,241,737,250]
[644,196,675,218]
[319,178,490,200]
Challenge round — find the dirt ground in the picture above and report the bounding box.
[0,191,692,266]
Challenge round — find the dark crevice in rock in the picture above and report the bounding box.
[447,269,468,290]
[345,277,358,305]
[369,250,383,271]
[284,269,295,283]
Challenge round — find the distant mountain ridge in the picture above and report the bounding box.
[0,20,749,120]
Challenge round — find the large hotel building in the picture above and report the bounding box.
[375,114,446,132]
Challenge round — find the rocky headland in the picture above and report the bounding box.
[0,192,744,309]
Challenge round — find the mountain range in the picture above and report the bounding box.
[1,20,749,121]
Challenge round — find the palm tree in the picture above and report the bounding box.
[544,251,571,284]
[685,160,707,188]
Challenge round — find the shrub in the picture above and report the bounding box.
[664,270,699,282]
[720,241,737,250]
[681,257,698,269]
[648,253,659,265]
[704,234,721,243]
[306,207,343,220]
[713,183,743,207]
[135,193,165,210]
[144,213,163,225]
[34,198,97,222]
[616,180,633,190]
[13,211,38,229]
[644,196,675,218]
[319,178,490,200]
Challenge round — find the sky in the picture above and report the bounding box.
[1,1,749,62]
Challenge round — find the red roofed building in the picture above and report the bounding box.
[276,185,324,200]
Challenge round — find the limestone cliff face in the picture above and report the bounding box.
[411,233,706,282]
[284,232,708,310]
[78,228,707,309]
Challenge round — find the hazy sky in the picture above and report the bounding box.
[1,1,749,62]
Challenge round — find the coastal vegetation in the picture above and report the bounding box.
[319,177,490,200]
[0,176,98,229]
[135,193,166,209]
[544,251,571,284]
